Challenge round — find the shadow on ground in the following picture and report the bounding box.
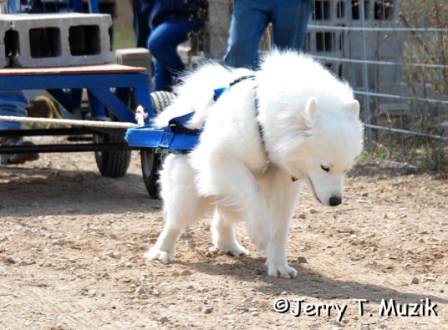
[186,257,448,305]
[0,166,160,217]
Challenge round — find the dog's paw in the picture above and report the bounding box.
[144,247,174,264]
[267,263,298,279]
[215,242,249,257]
[225,243,249,257]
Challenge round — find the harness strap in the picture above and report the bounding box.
[213,75,256,101]
[229,75,256,87]
[217,74,270,170]
[168,112,200,134]
[166,74,270,167]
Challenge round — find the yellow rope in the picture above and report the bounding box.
[29,96,62,129]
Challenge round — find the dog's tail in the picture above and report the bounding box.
[152,63,254,130]
[152,63,230,129]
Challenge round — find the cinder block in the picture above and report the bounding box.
[0,19,9,67]
[0,13,113,67]
[115,48,151,75]
[0,43,6,68]
[115,48,151,89]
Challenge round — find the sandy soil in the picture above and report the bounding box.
[0,150,447,330]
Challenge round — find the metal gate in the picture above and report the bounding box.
[306,0,448,171]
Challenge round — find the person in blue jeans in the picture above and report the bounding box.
[131,0,151,48]
[138,0,208,91]
[0,91,38,165]
[224,0,312,69]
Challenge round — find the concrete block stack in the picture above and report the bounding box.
[0,13,113,68]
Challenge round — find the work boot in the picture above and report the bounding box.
[0,138,39,165]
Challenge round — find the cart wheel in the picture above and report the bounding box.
[150,91,176,114]
[141,150,164,199]
[94,132,131,178]
[141,91,176,198]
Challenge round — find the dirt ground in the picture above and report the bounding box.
[0,149,447,330]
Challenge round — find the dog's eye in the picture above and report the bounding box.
[321,165,330,172]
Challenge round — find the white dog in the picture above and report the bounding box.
[145,50,364,278]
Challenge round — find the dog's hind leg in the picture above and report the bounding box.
[145,154,207,263]
[212,207,248,257]
[193,157,272,253]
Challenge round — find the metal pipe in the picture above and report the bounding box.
[0,128,93,137]
[354,90,448,105]
[308,24,448,33]
[0,143,134,154]
[359,0,372,146]
[312,54,448,69]
[365,124,448,141]
[0,115,138,129]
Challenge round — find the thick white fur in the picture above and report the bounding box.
[145,50,364,278]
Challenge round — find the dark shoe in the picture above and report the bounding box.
[0,138,39,165]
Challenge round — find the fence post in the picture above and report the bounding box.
[359,0,372,148]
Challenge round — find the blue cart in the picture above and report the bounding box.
[0,0,197,197]
[126,91,201,198]
[0,0,152,179]
[0,65,152,178]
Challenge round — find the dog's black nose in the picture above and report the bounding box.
[329,196,342,206]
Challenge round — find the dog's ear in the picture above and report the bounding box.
[343,100,360,119]
[300,97,319,130]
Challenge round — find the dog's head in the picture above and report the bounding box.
[274,97,364,206]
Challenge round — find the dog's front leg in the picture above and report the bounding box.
[264,168,301,278]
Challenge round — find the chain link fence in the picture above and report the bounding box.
[306,0,448,172]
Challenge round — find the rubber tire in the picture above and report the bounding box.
[150,91,176,115]
[141,91,176,199]
[94,132,131,178]
[141,150,163,199]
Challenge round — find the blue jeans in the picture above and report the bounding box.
[133,0,151,47]
[147,18,201,91]
[0,91,28,130]
[224,0,312,68]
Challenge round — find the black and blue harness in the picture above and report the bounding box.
[125,75,264,153]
